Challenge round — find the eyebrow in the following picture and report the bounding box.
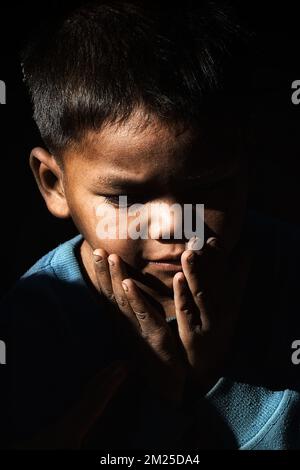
[92,175,153,189]
[92,161,240,189]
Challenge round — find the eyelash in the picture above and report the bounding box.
[101,187,214,207]
[101,195,143,207]
[99,177,233,207]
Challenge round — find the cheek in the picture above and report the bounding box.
[68,197,98,241]
[71,200,143,265]
[96,238,141,265]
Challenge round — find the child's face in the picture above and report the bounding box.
[59,111,248,293]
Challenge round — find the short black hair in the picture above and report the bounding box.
[21,0,244,156]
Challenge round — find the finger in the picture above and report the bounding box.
[182,236,225,294]
[121,278,166,337]
[93,248,114,301]
[181,249,204,302]
[173,272,202,340]
[59,360,130,446]
[181,249,212,331]
[107,254,140,329]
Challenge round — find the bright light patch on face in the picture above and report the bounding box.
[94,197,204,250]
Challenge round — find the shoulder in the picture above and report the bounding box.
[0,234,110,441]
[205,378,300,449]
[0,234,84,330]
[0,232,112,352]
[21,233,84,282]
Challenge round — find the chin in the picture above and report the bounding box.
[140,266,180,295]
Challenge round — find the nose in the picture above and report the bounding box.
[148,198,186,241]
[147,197,204,247]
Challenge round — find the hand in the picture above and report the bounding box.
[174,237,251,389]
[14,360,130,449]
[92,250,187,407]
[92,237,251,405]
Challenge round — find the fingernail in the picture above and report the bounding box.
[206,237,218,246]
[206,237,223,251]
[122,281,129,292]
[187,236,203,251]
[93,249,103,262]
[178,274,186,284]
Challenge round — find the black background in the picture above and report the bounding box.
[0,0,299,296]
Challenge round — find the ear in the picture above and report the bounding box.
[29,147,70,218]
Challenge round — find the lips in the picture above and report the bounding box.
[147,253,184,263]
[150,259,181,264]
[147,256,183,272]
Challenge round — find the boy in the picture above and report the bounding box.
[1,0,300,450]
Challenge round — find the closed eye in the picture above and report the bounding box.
[101,194,148,207]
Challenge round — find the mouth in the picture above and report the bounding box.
[147,258,183,272]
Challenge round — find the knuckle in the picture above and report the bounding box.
[180,307,190,315]
[96,262,107,274]
[190,323,202,335]
[125,296,134,306]
[105,291,115,302]
[134,310,147,320]
[115,296,127,307]
[195,290,206,302]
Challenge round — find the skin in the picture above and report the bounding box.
[30,109,252,409]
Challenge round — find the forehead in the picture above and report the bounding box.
[66,112,240,183]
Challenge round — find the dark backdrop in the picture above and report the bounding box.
[0,0,299,296]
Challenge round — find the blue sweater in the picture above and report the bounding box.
[1,211,300,449]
